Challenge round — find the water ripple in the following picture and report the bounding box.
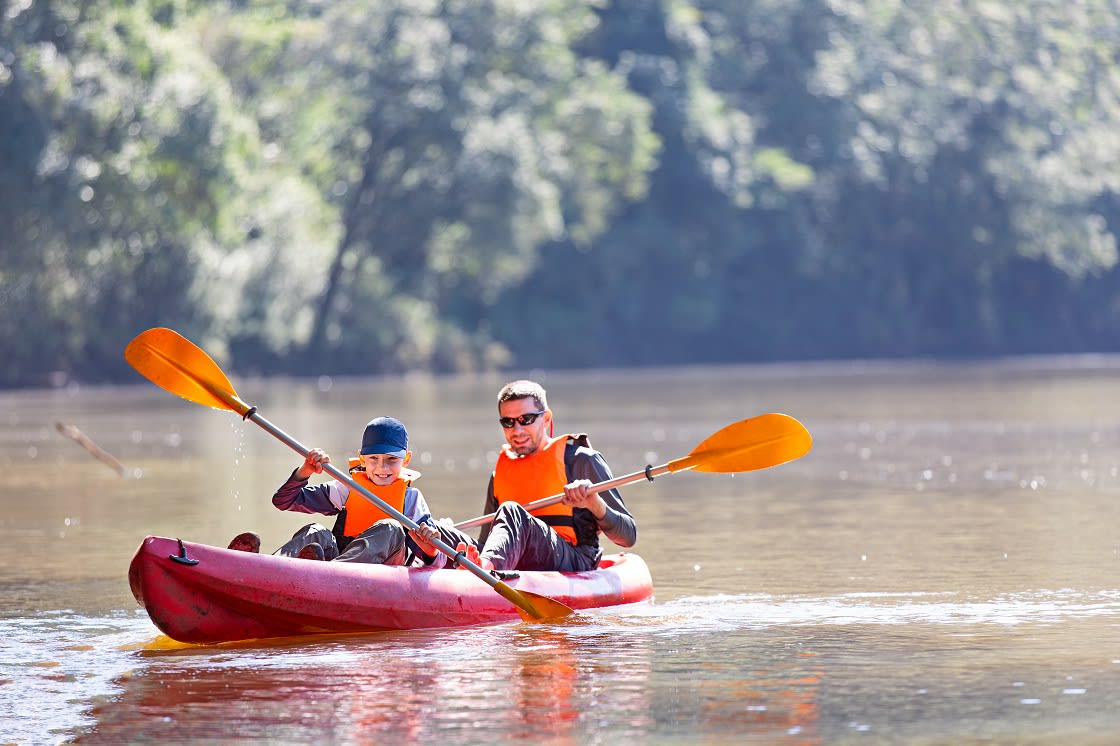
[568,589,1120,635]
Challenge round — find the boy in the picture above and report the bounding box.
[228,416,444,564]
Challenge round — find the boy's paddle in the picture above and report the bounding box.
[124,327,572,622]
[454,413,812,530]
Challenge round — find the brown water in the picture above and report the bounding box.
[2,357,1119,744]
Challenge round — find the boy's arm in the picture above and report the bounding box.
[271,471,344,515]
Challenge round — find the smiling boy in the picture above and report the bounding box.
[228,416,442,564]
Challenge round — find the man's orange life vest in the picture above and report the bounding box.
[339,457,418,538]
[492,435,577,545]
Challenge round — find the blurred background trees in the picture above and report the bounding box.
[2,0,1119,387]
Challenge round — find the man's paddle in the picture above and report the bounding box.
[453,413,812,530]
[123,327,572,622]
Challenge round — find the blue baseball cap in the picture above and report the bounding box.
[360,417,409,457]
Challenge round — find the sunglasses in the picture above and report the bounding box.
[499,411,546,429]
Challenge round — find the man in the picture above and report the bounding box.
[460,379,637,572]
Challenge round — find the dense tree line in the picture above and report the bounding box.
[2,0,1119,388]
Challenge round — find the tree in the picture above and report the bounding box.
[803,0,1120,353]
[0,1,338,384]
[209,0,659,373]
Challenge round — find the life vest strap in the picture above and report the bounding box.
[538,514,576,529]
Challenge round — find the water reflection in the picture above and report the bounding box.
[77,622,656,743]
[77,617,834,745]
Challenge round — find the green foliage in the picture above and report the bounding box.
[3,0,1120,386]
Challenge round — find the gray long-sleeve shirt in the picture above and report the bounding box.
[478,435,637,550]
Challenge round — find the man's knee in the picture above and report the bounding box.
[494,501,529,524]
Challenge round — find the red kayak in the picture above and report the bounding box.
[128,536,654,644]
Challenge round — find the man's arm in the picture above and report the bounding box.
[477,475,499,545]
[568,446,637,548]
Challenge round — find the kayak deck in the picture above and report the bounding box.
[129,535,653,644]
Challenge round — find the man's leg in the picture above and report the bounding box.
[481,502,592,572]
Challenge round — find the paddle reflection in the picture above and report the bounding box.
[694,651,823,745]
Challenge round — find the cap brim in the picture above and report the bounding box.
[359,445,408,457]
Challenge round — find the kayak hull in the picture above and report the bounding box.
[128,535,653,644]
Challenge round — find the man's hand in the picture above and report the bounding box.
[561,479,607,518]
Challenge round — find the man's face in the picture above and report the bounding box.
[498,397,551,456]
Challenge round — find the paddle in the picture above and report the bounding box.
[454,413,812,530]
[123,327,573,622]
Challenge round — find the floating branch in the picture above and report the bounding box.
[55,422,135,478]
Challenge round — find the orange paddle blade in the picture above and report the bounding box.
[495,583,575,621]
[124,328,251,417]
[673,413,812,474]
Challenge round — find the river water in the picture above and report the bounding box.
[2,357,1119,744]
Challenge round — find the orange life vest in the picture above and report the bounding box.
[339,457,419,538]
[492,435,577,545]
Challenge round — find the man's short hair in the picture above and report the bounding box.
[497,379,548,411]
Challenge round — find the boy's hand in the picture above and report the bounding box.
[410,521,440,556]
[296,448,330,479]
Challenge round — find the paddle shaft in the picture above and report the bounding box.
[450,418,810,528]
[454,460,688,530]
[453,434,782,530]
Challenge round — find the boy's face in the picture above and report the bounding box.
[359,451,411,486]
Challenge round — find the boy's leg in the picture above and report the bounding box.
[335,519,409,565]
[273,522,339,560]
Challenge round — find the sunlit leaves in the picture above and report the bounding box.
[813,0,1120,275]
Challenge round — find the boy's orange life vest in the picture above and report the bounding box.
[492,435,577,545]
[340,457,419,537]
